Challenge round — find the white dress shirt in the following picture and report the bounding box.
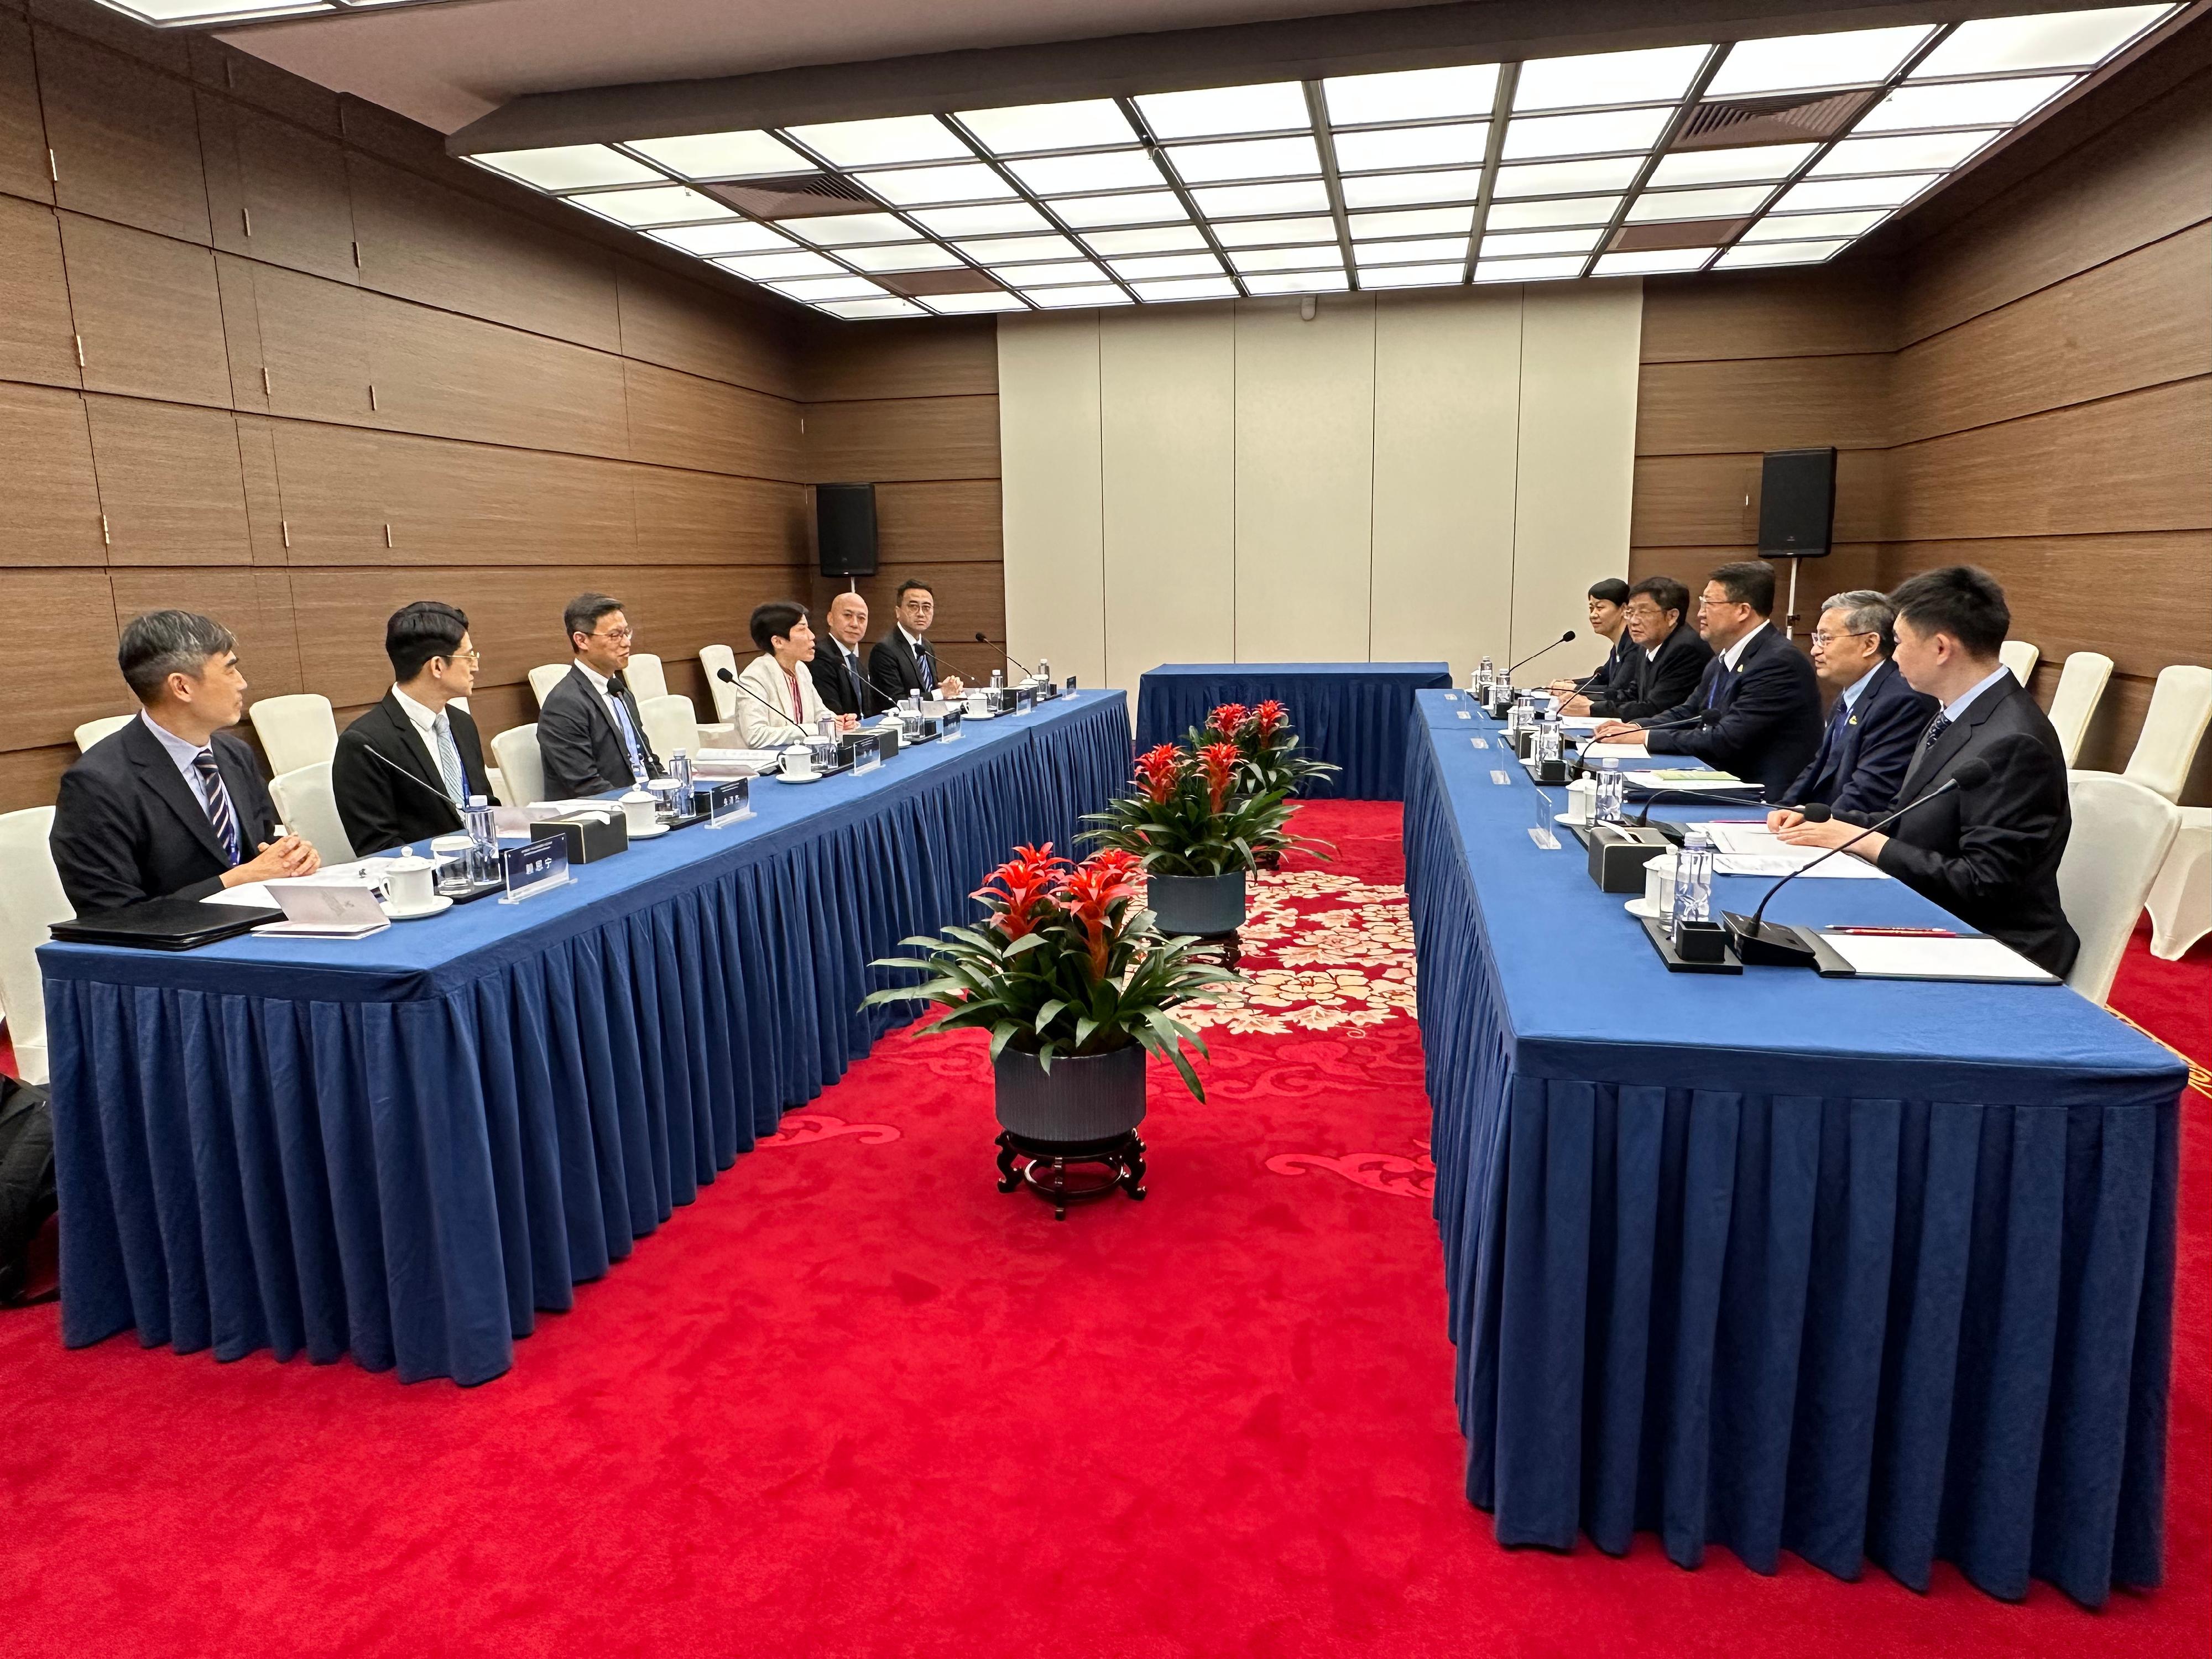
[1719,619,1770,674]
[138,709,239,839]
[1940,664,2015,724]
[734,651,830,748]
[573,660,651,779]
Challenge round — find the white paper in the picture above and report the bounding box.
[1579,741,1648,759]
[1561,716,1606,733]
[1715,853,1887,879]
[203,883,276,908]
[1623,774,1744,794]
[1819,932,2053,980]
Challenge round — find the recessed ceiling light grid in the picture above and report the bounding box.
[448,4,2183,318]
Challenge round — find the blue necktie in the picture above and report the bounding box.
[608,682,649,780]
[915,641,934,695]
[1704,662,1724,708]
[192,750,240,865]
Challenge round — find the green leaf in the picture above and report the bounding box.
[987,1020,1023,1062]
[1034,998,1067,1034]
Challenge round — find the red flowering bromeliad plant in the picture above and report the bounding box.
[861,843,1237,1098]
[1185,699,1342,800]
[1082,742,1331,878]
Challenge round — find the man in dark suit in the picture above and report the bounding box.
[1774,589,1937,816]
[331,601,500,856]
[1569,575,1712,722]
[538,592,662,798]
[1547,577,1631,705]
[868,579,966,705]
[1594,561,1822,799]
[50,610,320,916]
[810,589,886,719]
[1776,565,2078,977]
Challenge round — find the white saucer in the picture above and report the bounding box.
[774,771,823,785]
[1623,897,1662,920]
[628,822,670,838]
[383,895,454,921]
[1554,813,1592,827]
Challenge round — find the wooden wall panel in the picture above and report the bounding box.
[623,359,803,481]
[0,196,78,388]
[236,258,372,426]
[107,564,304,701]
[380,432,637,566]
[0,380,103,566]
[804,317,996,401]
[34,25,210,244]
[632,469,808,566]
[0,12,52,206]
[200,96,358,285]
[1630,449,1891,547]
[59,213,233,408]
[615,258,802,400]
[803,394,999,482]
[873,479,1002,562]
[0,568,124,760]
[1636,352,1891,456]
[1638,264,1894,363]
[80,395,251,565]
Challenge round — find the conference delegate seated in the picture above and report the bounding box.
[1772,589,1937,816]
[868,579,964,705]
[1566,576,1711,721]
[538,592,662,798]
[1593,561,1822,799]
[1548,578,1632,705]
[331,601,500,856]
[733,601,855,749]
[809,589,887,719]
[50,609,320,915]
[1775,565,2079,977]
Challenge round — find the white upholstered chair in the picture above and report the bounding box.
[248,693,338,776]
[638,693,700,767]
[624,653,669,702]
[74,713,134,752]
[528,663,569,708]
[0,807,74,1085]
[2043,651,2113,768]
[2123,666,2212,804]
[2057,774,2179,1003]
[492,724,548,806]
[1999,639,2040,686]
[699,645,739,722]
[268,762,357,864]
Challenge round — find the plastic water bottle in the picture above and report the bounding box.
[1673,828,1715,932]
[1475,654,1495,695]
[668,749,691,799]
[1536,711,1563,765]
[989,667,1004,692]
[463,795,497,885]
[1036,656,1050,685]
[1594,757,1625,824]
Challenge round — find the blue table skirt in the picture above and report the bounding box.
[43,695,1133,1385]
[1402,697,2180,1606]
[1135,662,1452,800]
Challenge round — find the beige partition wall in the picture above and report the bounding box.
[1001,281,1641,688]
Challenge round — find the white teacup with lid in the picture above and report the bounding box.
[619,790,659,834]
[385,847,438,912]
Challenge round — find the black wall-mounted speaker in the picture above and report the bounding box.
[816,483,878,577]
[1757,447,1837,560]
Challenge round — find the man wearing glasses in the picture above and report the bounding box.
[333,601,501,855]
[539,593,663,800]
[1767,589,1936,818]
[1563,576,1711,722]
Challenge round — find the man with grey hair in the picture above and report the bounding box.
[1770,587,1937,817]
[50,610,319,915]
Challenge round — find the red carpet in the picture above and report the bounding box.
[2,801,2205,1657]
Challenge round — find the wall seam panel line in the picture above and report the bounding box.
[1506,289,1524,665]
[1895,214,2212,351]
[1365,297,1378,662]
[1094,315,1108,699]
[1887,372,2211,450]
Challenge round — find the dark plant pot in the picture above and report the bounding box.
[994,1042,1147,1141]
[1147,870,1248,935]
[1256,849,1282,872]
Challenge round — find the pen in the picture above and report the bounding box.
[1828,926,1957,937]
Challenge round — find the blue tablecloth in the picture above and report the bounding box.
[41,692,1133,1385]
[1404,690,2181,1606]
[1135,662,1452,800]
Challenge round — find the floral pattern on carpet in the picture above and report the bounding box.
[1163,868,1417,1037]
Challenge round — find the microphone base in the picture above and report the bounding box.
[1638,914,1743,974]
[1722,912,1818,967]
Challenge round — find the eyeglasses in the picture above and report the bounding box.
[591,628,634,643]
[441,649,482,665]
[1808,629,1876,647]
[1623,604,1668,620]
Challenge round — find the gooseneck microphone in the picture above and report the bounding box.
[1728,759,1993,964]
[974,631,1035,680]
[1632,784,1767,827]
[1500,629,1577,680]
[717,664,813,740]
[359,742,468,825]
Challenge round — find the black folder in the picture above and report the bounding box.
[49,896,284,951]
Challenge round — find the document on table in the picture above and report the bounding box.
[1704,821,1888,879]
[1813,931,2058,983]
[1579,741,1647,759]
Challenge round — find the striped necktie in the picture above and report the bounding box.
[1920,712,1952,751]
[432,711,467,804]
[192,749,240,865]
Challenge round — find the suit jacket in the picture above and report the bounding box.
[331,692,499,857]
[50,718,279,916]
[734,652,832,749]
[1566,634,1636,706]
[1587,624,1713,722]
[1644,624,1823,800]
[809,638,884,719]
[868,630,946,703]
[1834,675,2079,978]
[1778,658,1938,817]
[537,663,662,799]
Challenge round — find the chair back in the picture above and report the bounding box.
[625,653,669,702]
[74,713,134,752]
[2057,774,2179,1003]
[638,694,699,767]
[2122,664,2212,803]
[248,693,338,776]
[699,645,739,721]
[268,762,357,865]
[528,664,570,708]
[2044,651,2114,767]
[492,724,548,805]
[0,807,72,1084]
[1998,639,2039,686]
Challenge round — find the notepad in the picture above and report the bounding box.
[1811,931,2057,983]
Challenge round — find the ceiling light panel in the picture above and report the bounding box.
[1107,252,1227,280]
[990,261,1109,286]
[1594,249,1714,275]
[841,241,965,272]
[1025,285,1134,308]
[1340,169,1488,209]
[1131,276,1241,301]
[1703,25,1934,96]
[1006,151,1166,195]
[714,251,847,279]
[1082,226,1208,255]
[1771,173,1942,212]
[473,146,661,191]
[1136,82,1311,138]
[1243,270,1352,295]
[784,213,924,246]
[1211,216,1340,247]
[1514,45,1710,110]
[1360,263,1467,289]
[1357,237,1472,265]
[1856,76,2075,131]
[1491,157,1645,197]
[623,131,812,179]
[1191,181,1334,218]
[953,234,1082,262]
[1811,130,2000,175]
[771,276,892,301]
[784,116,972,167]
[912,203,1052,237]
[1627,185,1776,221]
[1166,137,1323,183]
[1480,228,1604,257]
[1645,144,1817,188]
[1474,255,1589,283]
[1324,64,1500,125]
[855,164,1016,206]
[1740,209,1888,241]
[1046,191,1188,227]
[1349,207,1475,239]
[923,293,1031,314]
[1717,240,1850,269]
[569,186,734,227]
[1331,123,1490,173]
[1911,6,2175,77]
[821,298,928,319]
[956,100,1138,154]
[1483,195,1621,229]
[1502,108,1674,160]
[649,222,796,256]
[1230,245,1349,273]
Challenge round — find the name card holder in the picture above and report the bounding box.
[708,779,753,828]
[1471,737,1489,750]
[1528,788,1561,851]
[851,733,882,775]
[500,838,572,904]
[940,708,964,743]
[1489,769,1511,786]
[1015,686,1036,714]
[1065,675,1079,692]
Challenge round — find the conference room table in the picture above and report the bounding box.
[1403,690,2183,1608]
[40,691,1133,1386]
[1135,661,1453,800]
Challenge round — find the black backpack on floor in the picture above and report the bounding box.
[0,1074,58,1307]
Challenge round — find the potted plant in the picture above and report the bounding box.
[1081,741,1329,934]
[863,843,1235,1141]
[1183,701,1340,869]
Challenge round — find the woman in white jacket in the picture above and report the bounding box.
[733,601,855,749]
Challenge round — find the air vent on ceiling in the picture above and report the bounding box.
[875,268,1004,299]
[1608,217,1754,253]
[1672,89,1877,150]
[700,173,879,218]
